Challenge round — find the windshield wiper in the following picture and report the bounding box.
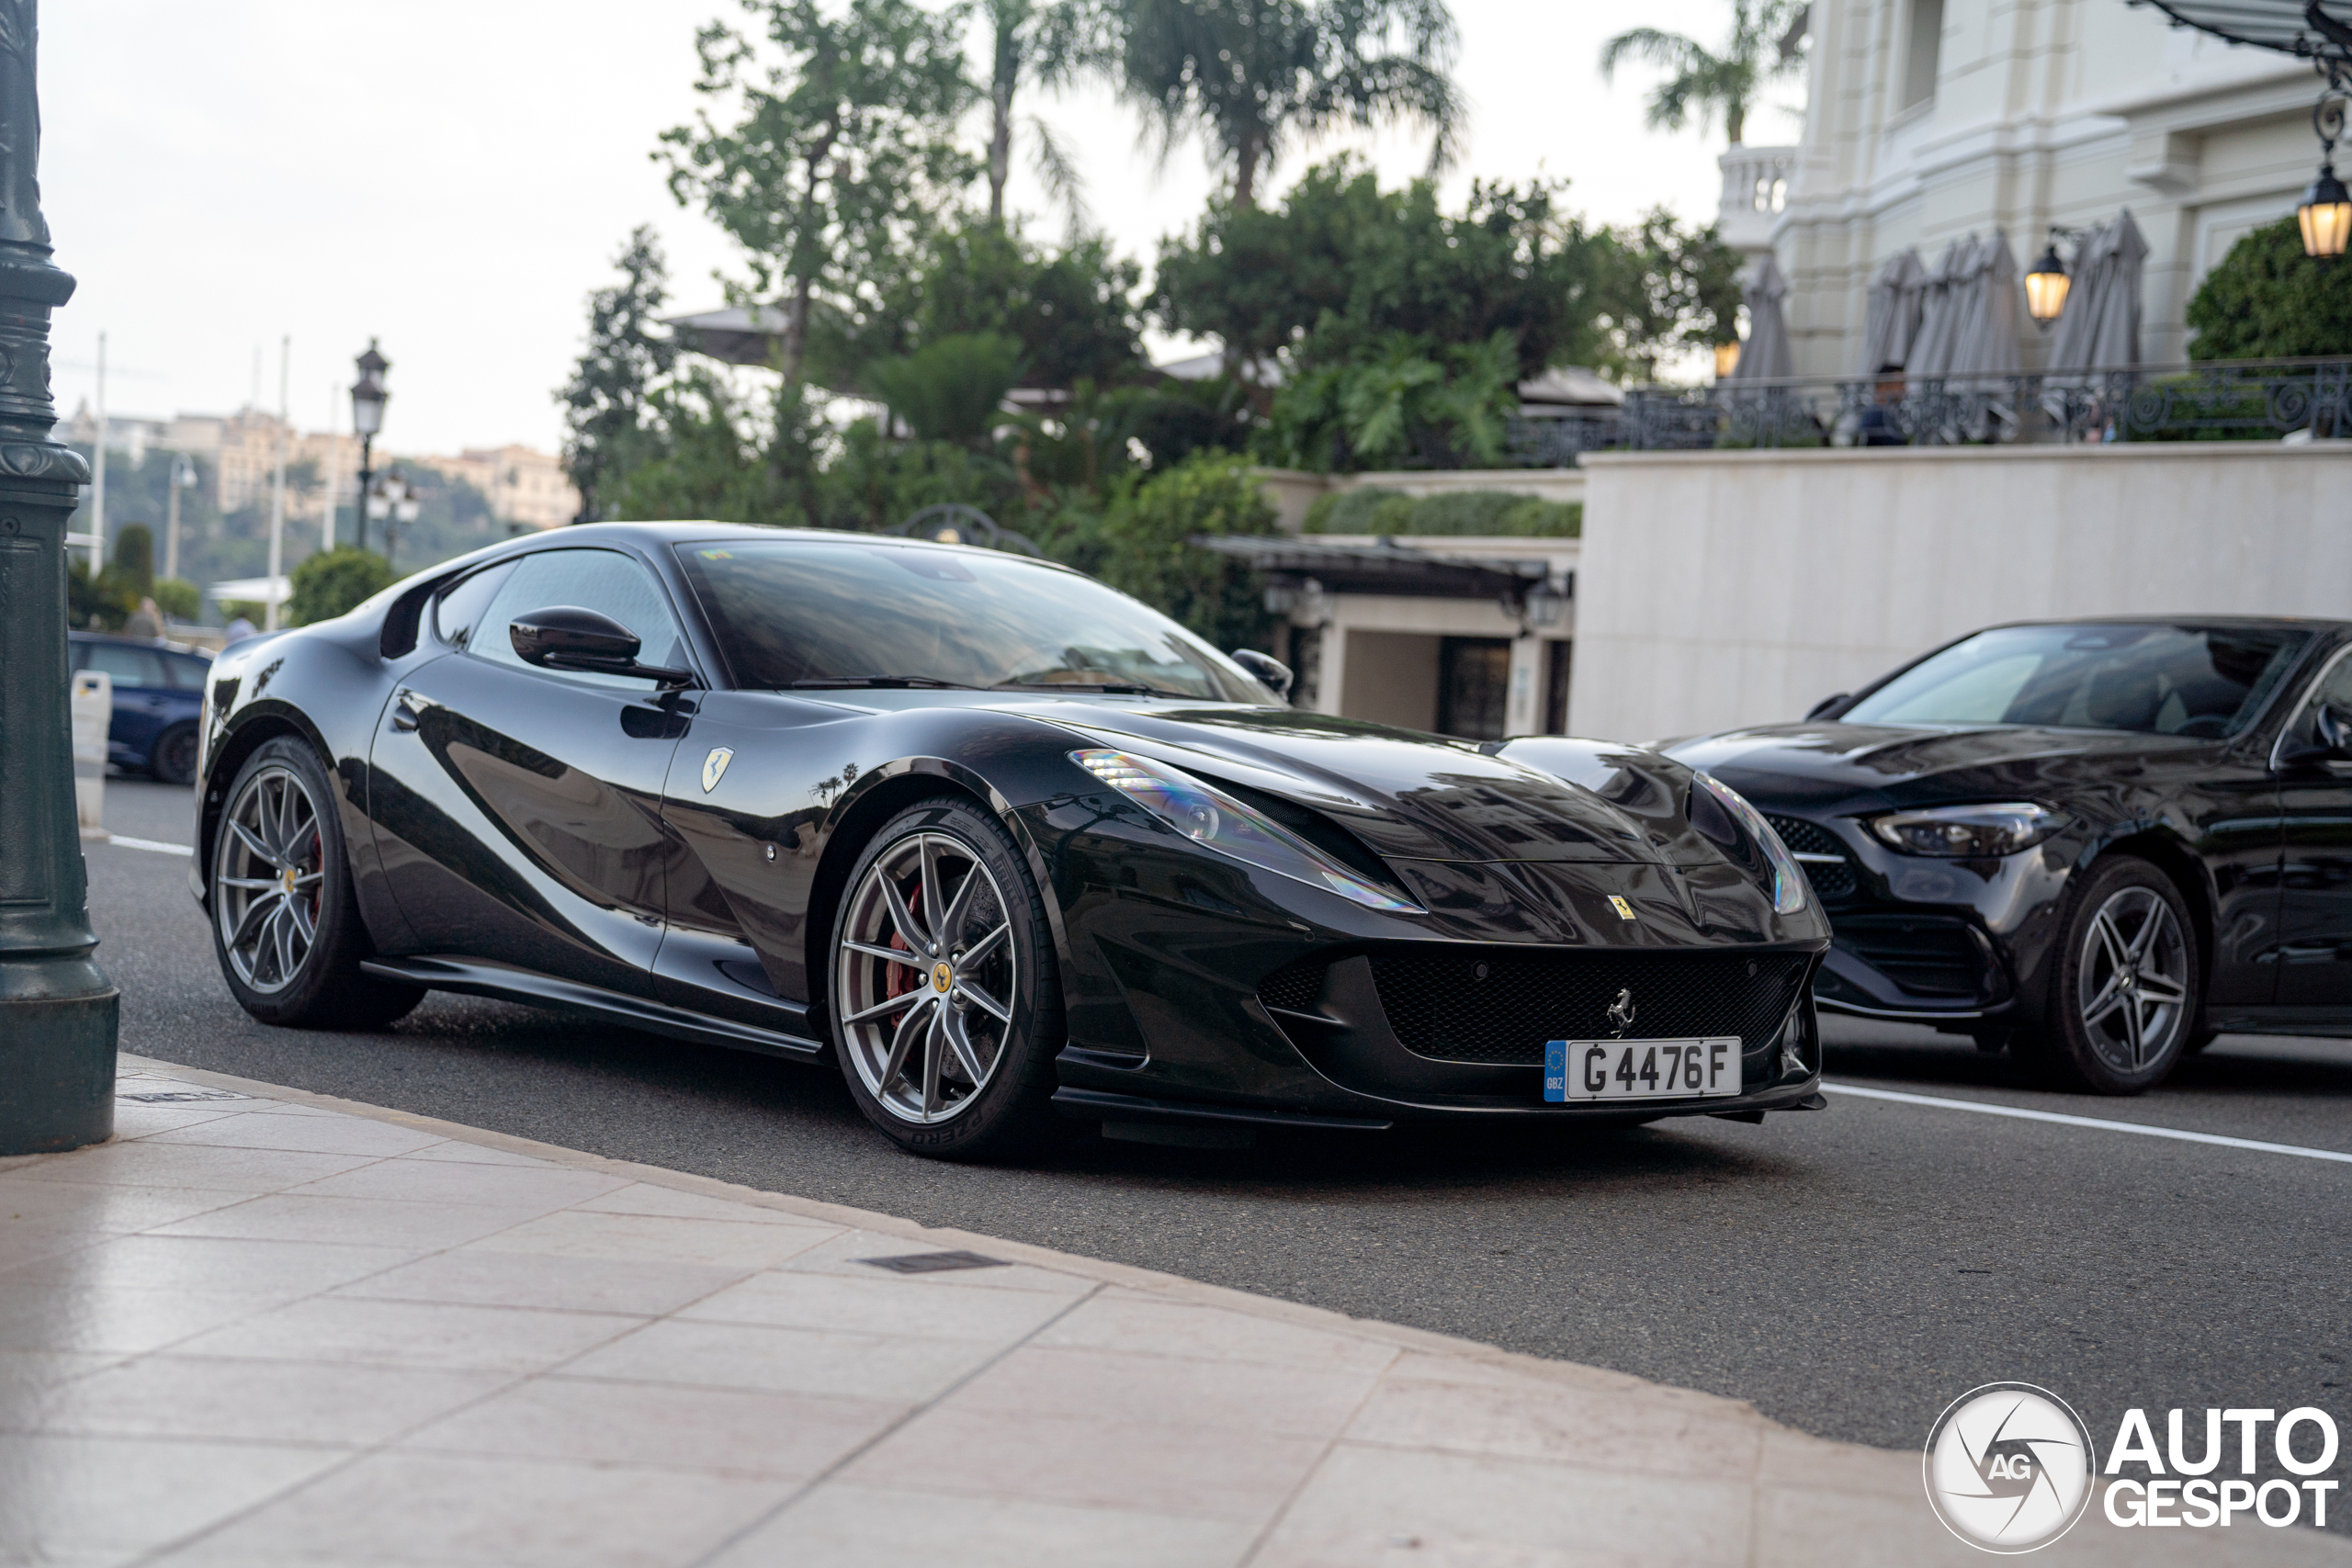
[991,680,1188,698]
[791,674,979,690]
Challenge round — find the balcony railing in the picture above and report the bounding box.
[1502,357,2352,465]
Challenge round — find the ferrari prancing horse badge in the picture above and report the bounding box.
[701,747,734,793]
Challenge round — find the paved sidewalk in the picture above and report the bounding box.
[3,1057,2343,1567]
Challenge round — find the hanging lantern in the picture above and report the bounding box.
[1713,341,1741,379]
[2302,162,2352,260]
[2024,233,2070,326]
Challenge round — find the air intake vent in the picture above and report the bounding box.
[1764,813,1857,900]
[1369,950,1811,1066]
[1256,957,1330,1015]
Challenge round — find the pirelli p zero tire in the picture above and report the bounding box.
[2018,856,2199,1096]
[209,736,424,1031]
[829,795,1064,1161]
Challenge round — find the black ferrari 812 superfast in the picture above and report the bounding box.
[193,523,1828,1158]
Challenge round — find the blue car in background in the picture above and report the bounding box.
[69,632,213,785]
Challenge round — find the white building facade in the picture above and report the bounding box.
[1764,0,2332,374]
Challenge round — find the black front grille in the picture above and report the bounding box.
[1256,958,1329,1014]
[1370,950,1811,1066]
[1835,916,1988,999]
[1764,813,1857,900]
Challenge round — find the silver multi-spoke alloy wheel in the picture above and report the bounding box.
[213,762,326,995]
[2075,884,2190,1072]
[836,829,1018,1124]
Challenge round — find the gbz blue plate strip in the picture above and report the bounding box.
[1544,1039,1567,1102]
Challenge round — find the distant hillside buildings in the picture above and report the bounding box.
[61,403,581,531]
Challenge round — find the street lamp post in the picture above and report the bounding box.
[0,0,120,1154]
[349,342,387,552]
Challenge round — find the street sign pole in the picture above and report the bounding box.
[0,0,121,1154]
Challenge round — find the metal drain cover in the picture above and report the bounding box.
[117,1088,254,1104]
[859,1249,1008,1274]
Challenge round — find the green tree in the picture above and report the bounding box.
[1153,161,1616,389]
[153,578,201,622]
[1091,451,1278,651]
[560,226,683,523]
[287,547,393,627]
[867,333,1025,447]
[1594,209,1744,381]
[2185,216,2352,360]
[814,221,1145,390]
[110,525,155,598]
[1600,0,1806,148]
[661,0,977,384]
[614,368,791,524]
[1110,0,1462,211]
[1267,330,1518,470]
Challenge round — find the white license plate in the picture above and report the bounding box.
[1544,1038,1742,1102]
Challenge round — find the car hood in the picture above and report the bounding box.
[1011,701,1658,864]
[1664,721,2200,805]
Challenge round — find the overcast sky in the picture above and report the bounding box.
[40,0,1783,457]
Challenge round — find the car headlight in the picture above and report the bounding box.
[1691,772,1807,916]
[1868,802,2060,858]
[1070,749,1420,913]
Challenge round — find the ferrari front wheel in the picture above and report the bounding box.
[210,737,423,1030]
[830,796,1063,1160]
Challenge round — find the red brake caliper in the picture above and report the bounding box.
[882,877,921,1021]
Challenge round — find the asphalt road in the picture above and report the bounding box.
[83,778,2352,1465]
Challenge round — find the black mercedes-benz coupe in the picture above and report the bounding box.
[192,522,1829,1158]
[1668,616,2352,1096]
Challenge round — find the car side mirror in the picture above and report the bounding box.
[1804,693,1851,721]
[1230,649,1293,698]
[509,605,696,688]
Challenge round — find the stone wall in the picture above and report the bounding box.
[1569,442,2352,742]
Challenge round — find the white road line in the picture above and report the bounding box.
[105,835,194,856]
[1823,1082,2352,1166]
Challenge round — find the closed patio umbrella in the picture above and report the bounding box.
[1904,238,1972,379]
[1943,230,2023,378]
[1859,248,1928,372]
[1726,254,1795,381]
[2046,210,2146,373]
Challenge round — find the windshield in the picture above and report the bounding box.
[1842,623,2311,739]
[674,539,1274,703]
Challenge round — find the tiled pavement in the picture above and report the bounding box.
[1,1056,2343,1567]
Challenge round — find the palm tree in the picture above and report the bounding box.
[980,0,1102,231]
[1599,0,1806,148]
[1108,0,1463,212]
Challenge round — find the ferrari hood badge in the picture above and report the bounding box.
[1607,895,1637,920]
[701,747,734,793]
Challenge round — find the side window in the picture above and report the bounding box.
[2299,649,2352,737]
[433,560,518,649]
[470,548,691,691]
[84,643,165,689]
[165,653,213,690]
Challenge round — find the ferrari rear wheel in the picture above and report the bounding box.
[210,738,423,1031]
[830,796,1062,1160]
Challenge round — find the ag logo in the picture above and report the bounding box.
[1923,1382,2096,1553]
[701,747,734,793]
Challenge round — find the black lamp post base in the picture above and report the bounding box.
[0,956,118,1154]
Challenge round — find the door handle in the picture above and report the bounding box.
[390,694,421,732]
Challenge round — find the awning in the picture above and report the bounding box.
[1191,536,1555,600]
[662,306,790,367]
[2133,0,2352,54]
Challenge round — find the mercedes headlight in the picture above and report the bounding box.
[1070,749,1419,913]
[1692,772,1807,916]
[1868,802,2060,858]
